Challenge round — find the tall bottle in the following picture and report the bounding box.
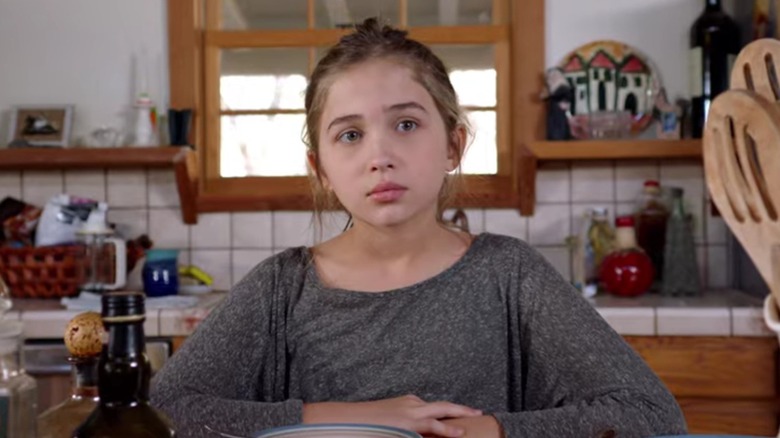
[662,188,701,296]
[586,207,615,287]
[38,312,104,438]
[73,291,176,437]
[689,0,741,138]
[0,320,38,437]
[634,180,669,288]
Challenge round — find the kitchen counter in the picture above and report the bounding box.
[7,289,772,340]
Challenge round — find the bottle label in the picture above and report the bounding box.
[689,46,703,97]
[0,396,8,438]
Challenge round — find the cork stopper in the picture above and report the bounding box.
[64,311,105,358]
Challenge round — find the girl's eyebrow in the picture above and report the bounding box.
[326,101,427,131]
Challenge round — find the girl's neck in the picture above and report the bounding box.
[346,216,454,263]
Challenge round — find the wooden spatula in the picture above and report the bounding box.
[702,38,780,307]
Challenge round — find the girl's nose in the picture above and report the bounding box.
[370,156,394,171]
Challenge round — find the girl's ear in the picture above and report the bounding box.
[445,124,467,172]
[307,151,331,189]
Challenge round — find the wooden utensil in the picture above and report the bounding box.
[702,38,780,307]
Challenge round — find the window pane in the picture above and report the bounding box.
[221,48,309,110]
[408,0,492,27]
[221,0,309,29]
[461,110,496,175]
[431,45,496,107]
[315,0,399,28]
[220,115,308,177]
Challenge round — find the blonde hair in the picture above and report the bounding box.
[303,17,471,234]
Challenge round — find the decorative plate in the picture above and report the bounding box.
[254,424,422,438]
[554,40,663,136]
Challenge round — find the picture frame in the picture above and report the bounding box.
[7,105,74,147]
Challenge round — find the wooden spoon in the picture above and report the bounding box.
[703,38,780,307]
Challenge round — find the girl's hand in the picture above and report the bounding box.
[423,415,504,438]
[303,394,483,437]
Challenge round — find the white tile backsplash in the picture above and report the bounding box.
[571,161,614,202]
[0,171,22,200]
[64,170,105,202]
[191,249,232,290]
[536,162,570,203]
[107,169,147,208]
[273,211,314,248]
[149,208,189,248]
[707,245,729,289]
[484,209,527,240]
[231,212,273,248]
[232,249,274,284]
[528,204,571,246]
[148,169,179,207]
[21,170,63,207]
[108,208,148,239]
[615,161,658,202]
[191,213,231,249]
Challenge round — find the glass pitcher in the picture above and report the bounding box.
[76,203,126,293]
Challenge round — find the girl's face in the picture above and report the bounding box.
[314,59,461,229]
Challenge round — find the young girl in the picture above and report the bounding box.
[151,19,687,438]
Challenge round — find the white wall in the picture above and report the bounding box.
[0,0,168,145]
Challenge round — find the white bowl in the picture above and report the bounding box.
[253,424,421,438]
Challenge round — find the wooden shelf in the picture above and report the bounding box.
[528,139,702,160]
[0,146,191,170]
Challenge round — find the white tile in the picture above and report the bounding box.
[656,307,731,336]
[148,208,189,248]
[316,210,351,243]
[21,171,63,207]
[732,307,775,337]
[64,170,105,202]
[191,249,232,291]
[232,249,274,285]
[484,209,527,240]
[191,213,231,248]
[108,208,148,240]
[571,161,614,202]
[705,210,728,245]
[615,202,636,216]
[536,162,570,203]
[660,161,705,243]
[696,245,708,290]
[529,204,571,246]
[148,169,179,207]
[231,212,273,248]
[596,308,655,335]
[535,246,571,281]
[0,171,22,200]
[443,208,485,234]
[107,169,147,208]
[273,211,314,248]
[615,161,659,202]
[707,245,729,289]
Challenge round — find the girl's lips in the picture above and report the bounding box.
[369,188,406,202]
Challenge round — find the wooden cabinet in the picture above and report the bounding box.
[624,336,780,436]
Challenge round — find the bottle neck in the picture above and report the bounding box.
[671,196,686,216]
[615,226,638,250]
[705,0,721,11]
[71,356,99,400]
[99,319,150,406]
[0,339,22,380]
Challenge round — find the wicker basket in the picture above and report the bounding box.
[0,245,87,299]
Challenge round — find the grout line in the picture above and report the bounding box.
[18,170,25,201]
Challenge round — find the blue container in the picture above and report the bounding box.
[142,249,179,297]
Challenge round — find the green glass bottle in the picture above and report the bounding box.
[73,291,176,437]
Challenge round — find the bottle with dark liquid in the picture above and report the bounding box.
[73,291,176,437]
[689,0,741,138]
[634,180,669,289]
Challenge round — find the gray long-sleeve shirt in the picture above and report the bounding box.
[150,233,687,437]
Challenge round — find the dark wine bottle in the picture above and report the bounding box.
[73,291,176,437]
[689,0,741,138]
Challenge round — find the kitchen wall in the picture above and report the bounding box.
[0,0,737,291]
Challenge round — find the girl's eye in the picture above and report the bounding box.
[397,120,417,132]
[338,130,361,143]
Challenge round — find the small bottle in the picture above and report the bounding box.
[133,92,159,147]
[599,216,655,297]
[73,292,176,437]
[38,312,105,438]
[634,180,669,289]
[586,207,615,287]
[0,320,38,437]
[662,187,701,296]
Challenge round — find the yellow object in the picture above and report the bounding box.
[179,265,214,286]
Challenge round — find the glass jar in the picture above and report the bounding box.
[142,249,179,297]
[0,320,38,438]
[37,356,99,438]
[586,207,615,286]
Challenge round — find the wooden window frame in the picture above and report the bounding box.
[167,0,543,224]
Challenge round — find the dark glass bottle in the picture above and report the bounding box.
[689,0,741,138]
[73,291,176,437]
[38,356,100,437]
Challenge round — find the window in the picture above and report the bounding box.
[168,0,544,216]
